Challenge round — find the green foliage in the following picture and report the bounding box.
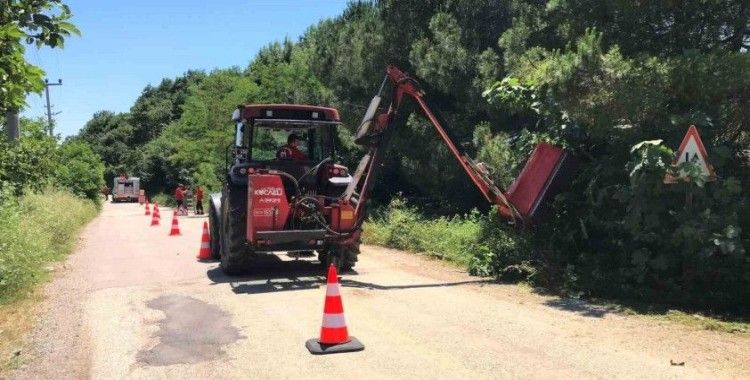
[410,13,470,91]
[54,140,105,202]
[150,192,176,208]
[0,189,97,302]
[74,110,136,181]
[0,117,105,207]
[592,140,750,308]
[363,198,483,265]
[0,118,57,196]
[363,198,536,282]
[0,0,79,112]
[76,71,206,193]
[478,2,750,311]
[472,122,518,187]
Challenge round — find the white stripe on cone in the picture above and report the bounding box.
[200,242,210,248]
[325,283,340,297]
[322,313,347,328]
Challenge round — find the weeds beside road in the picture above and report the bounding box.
[0,189,98,373]
[0,190,98,302]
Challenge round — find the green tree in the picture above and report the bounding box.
[128,71,206,145]
[75,110,134,183]
[157,68,261,192]
[0,0,79,112]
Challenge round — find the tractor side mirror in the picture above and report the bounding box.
[234,122,245,147]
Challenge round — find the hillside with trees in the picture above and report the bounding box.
[75,0,749,312]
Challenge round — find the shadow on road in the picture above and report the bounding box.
[206,256,492,295]
[340,278,491,291]
[543,298,621,318]
[206,258,328,294]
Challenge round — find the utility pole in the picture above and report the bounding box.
[5,109,20,144]
[44,78,62,136]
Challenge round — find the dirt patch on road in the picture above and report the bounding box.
[137,295,243,366]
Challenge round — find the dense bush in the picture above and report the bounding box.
[478,4,750,311]
[55,140,106,202]
[0,189,97,302]
[543,139,749,309]
[0,118,105,203]
[0,120,58,197]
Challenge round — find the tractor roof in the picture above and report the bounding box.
[241,104,340,123]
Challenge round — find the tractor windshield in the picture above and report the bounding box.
[249,126,333,162]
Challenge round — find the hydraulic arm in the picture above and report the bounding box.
[341,66,575,225]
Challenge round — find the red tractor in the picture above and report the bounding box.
[209,66,575,274]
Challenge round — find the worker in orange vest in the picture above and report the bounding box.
[175,184,186,213]
[194,185,204,215]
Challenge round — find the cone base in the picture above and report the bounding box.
[305,337,364,355]
[196,252,212,261]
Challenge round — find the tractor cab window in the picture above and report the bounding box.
[250,127,332,162]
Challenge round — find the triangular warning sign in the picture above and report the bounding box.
[665,125,716,183]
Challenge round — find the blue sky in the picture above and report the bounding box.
[23,0,350,137]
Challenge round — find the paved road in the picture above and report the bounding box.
[12,203,750,379]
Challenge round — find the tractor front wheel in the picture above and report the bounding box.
[219,183,255,275]
[208,203,221,260]
[319,245,360,272]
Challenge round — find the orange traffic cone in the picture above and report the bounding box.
[306,264,364,354]
[144,199,151,216]
[168,211,181,236]
[153,203,160,219]
[196,221,212,261]
[150,209,160,226]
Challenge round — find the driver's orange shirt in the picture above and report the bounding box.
[277,144,308,160]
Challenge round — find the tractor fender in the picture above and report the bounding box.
[209,192,222,222]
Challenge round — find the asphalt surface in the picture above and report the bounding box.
[11,202,750,379]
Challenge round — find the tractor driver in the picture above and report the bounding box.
[276,133,308,160]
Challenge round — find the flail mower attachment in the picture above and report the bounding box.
[345,66,577,226]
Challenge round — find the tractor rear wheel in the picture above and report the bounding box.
[219,183,255,275]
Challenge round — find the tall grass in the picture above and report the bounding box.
[363,198,483,266]
[0,189,98,303]
[362,198,533,281]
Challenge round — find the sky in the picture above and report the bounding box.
[23,0,350,137]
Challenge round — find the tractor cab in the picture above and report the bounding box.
[229,104,352,199]
[211,104,361,275]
